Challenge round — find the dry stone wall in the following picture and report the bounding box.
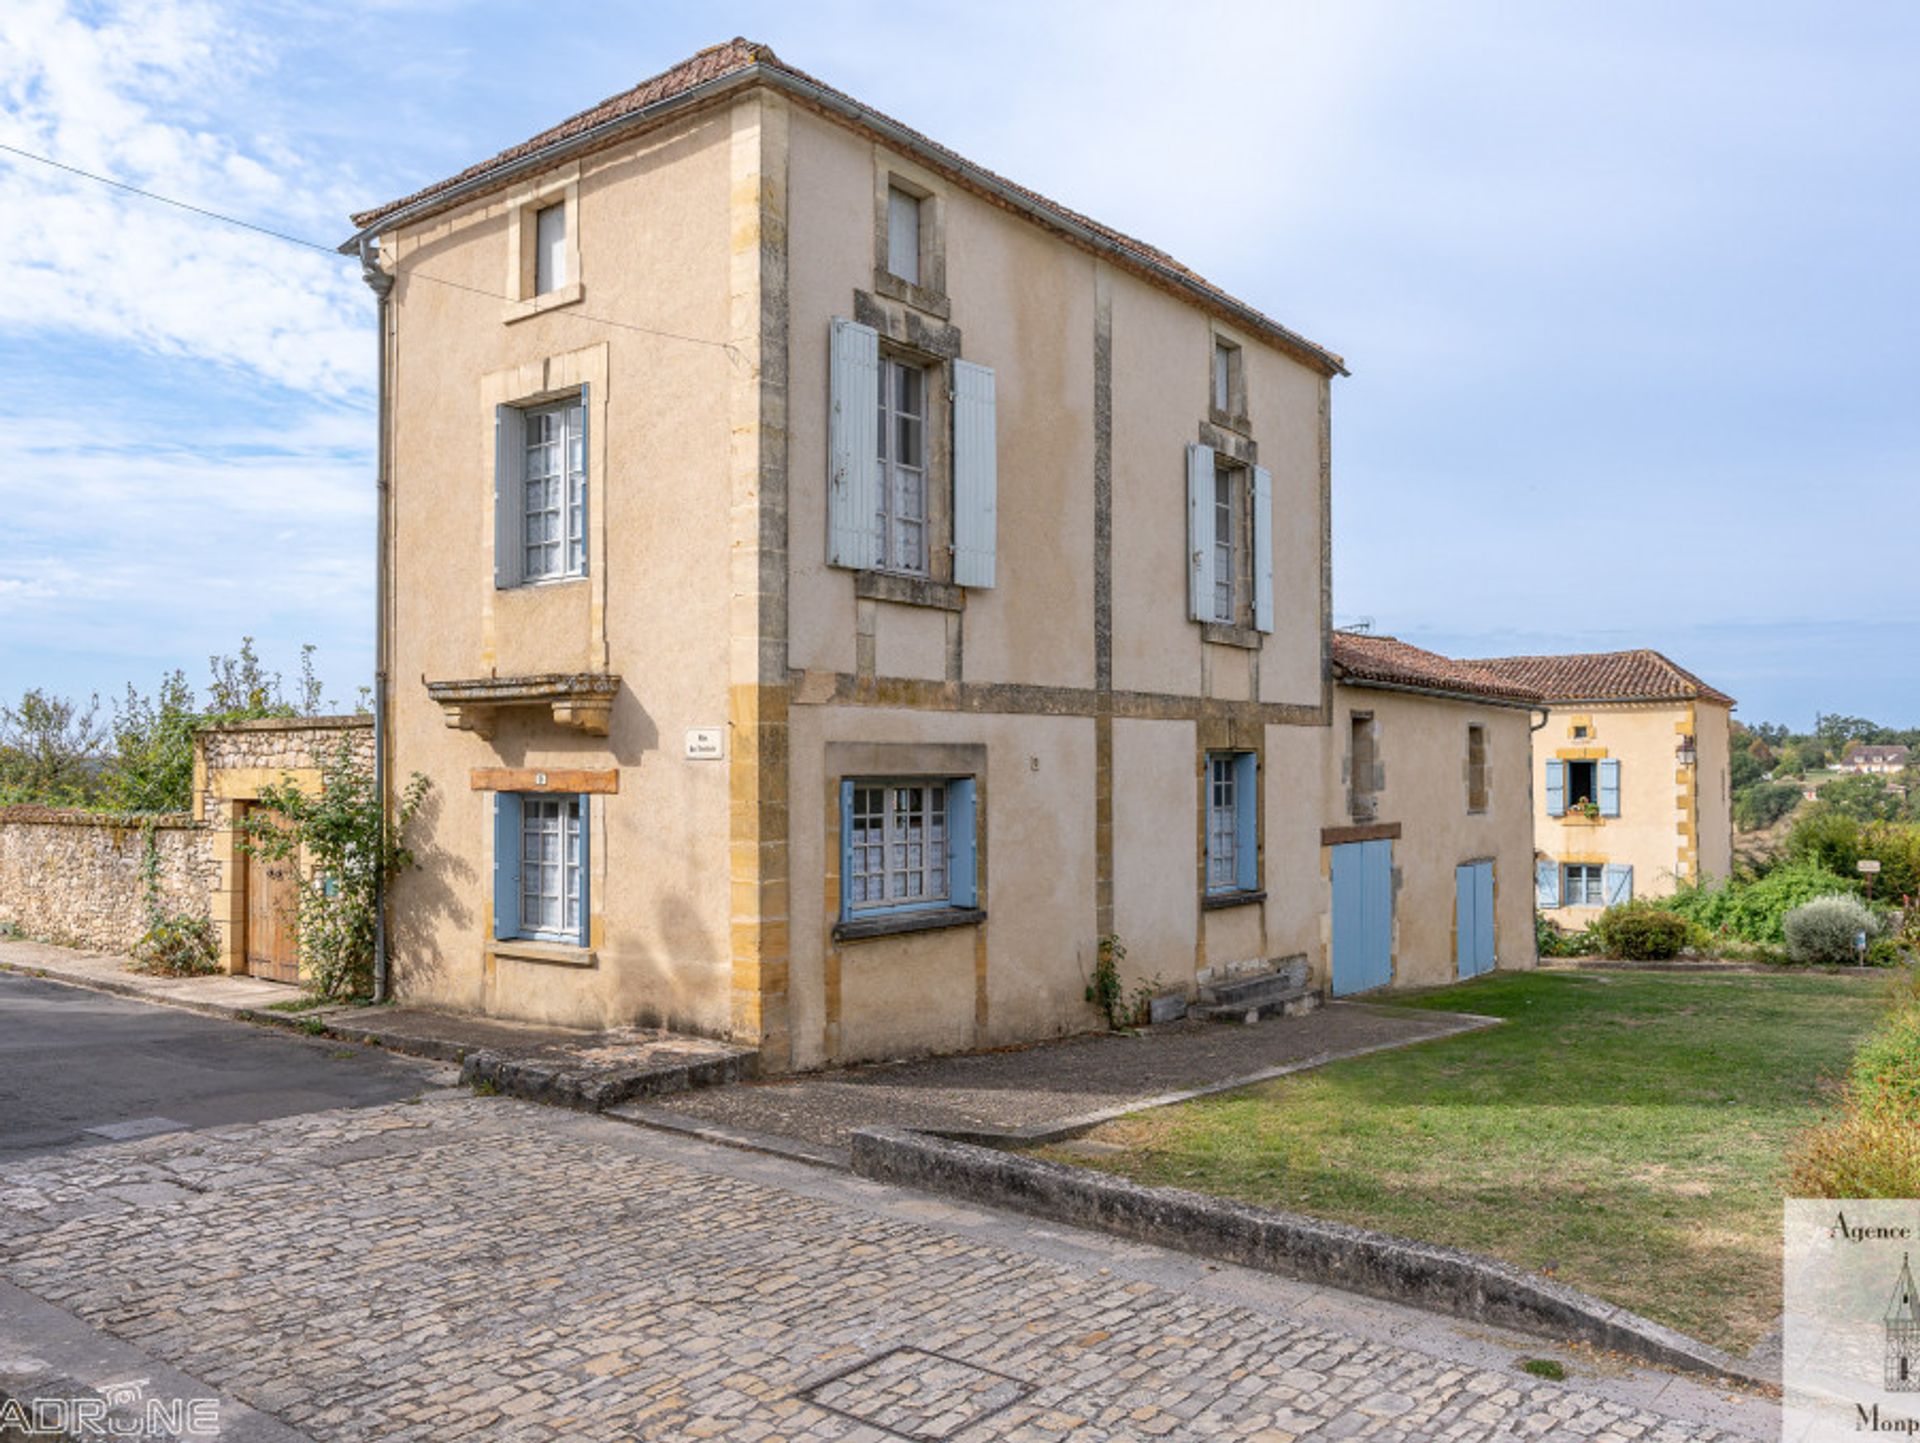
[0,809,214,951]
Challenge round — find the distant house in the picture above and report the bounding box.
[1844,745,1912,775]
[1468,649,1735,920]
[1328,635,1539,990]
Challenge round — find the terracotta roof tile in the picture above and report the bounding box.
[1469,650,1734,706]
[345,38,1343,374]
[1331,633,1540,704]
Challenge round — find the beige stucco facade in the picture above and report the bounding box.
[361,57,1554,1067]
[1531,698,1734,926]
[1325,684,1537,989]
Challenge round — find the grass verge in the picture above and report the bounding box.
[1031,970,1880,1353]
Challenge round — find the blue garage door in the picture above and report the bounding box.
[1331,839,1394,996]
[1455,860,1496,979]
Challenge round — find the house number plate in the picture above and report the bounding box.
[685,728,725,761]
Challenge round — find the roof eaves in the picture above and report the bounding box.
[340,59,1348,378]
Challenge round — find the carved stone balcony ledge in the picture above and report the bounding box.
[425,673,620,738]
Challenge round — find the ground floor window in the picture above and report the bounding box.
[1206,751,1259,894]
[493,792,589,946]
[1563,863,1604,907]
[842,776,977,916]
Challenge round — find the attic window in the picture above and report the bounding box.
[886,186,922,285]
[535,204,567,294]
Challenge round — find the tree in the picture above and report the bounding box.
[101,671,200,814]
[1816,713,1878,752]
[1730,747,1766,792]
[1816,775,1911,825]
[0,690,106,804]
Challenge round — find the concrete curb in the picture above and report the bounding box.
[605,1102,850,1170]
[848,1126,1770,1389]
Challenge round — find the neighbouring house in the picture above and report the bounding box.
[1327,635,1539,992]
[342,39,1357,1067]
[1469,650,1735,925]
[1843,744,1912,775]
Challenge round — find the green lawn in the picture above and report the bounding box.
[1032,971,1884,1353]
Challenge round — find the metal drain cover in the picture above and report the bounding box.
[82,1116,187,1141]
[799,1346,1033,1441]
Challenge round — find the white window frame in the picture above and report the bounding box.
[1563,863,1604,908]
[521,396,587,583]
[876,356,930,576]
[1206,755,1239,892]
[519,795,583,941]
[847,779,949,913]
[1211,463,1246,624]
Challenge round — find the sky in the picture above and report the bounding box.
[1,1,1915,728]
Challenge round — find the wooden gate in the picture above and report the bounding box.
[1455,860,1496,979]
[244,814,300,984]
[1331,839,1394,996]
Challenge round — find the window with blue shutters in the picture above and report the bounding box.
[1206,751,1260,895]
[495,387,588,588]
[841,776,978,919]
[494,793,590,947]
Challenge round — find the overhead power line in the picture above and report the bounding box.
[0,140,739,359]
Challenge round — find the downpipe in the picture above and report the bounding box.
[360,237,394,1004]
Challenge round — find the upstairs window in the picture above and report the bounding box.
[1211,465,1241,623]
[534,203,568,294]
[1349,714,1378,822]
[1467,724,1489,813]
[1186,443,1273,634]
[876,356,928,576]
[1211,338,1242,417]
[494,390,588,588]
[886,186,922,285]
[1546,757,1621,817]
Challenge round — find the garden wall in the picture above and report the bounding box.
[0,808,214,952]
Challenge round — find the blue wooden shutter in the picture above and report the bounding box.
[951,361,997,588]
[1603,863,1633,907]
[1251,464,1274,633]
[493,793,523,940]
[838,779,856,918]
[1186,443,1215,620]
[493,403,526,588]
[575,795,592,947]
[827,318,882,570]
[1598,758,1622,817]
[1455,865,1475,978]
[1233,752,1259,892]
[1535,859,1560,908]
[1475,862,1495,971]
[1545,759,1567,816]
[947,777,978,909]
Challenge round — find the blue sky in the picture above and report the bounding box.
[1,1,1914,727]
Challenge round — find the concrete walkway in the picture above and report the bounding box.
[634,1002,1495,1162]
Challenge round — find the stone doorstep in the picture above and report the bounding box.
[847,1127,1776,1393]
[458,1044,758,1114]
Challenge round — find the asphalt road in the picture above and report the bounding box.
[0,972,439,1157]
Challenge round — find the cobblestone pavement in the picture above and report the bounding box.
[0,1094,1769,1442]
[645,1002,1486,1154]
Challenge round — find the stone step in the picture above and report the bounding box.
[1197,957,1310,1009]
[1190,983,1321,1024]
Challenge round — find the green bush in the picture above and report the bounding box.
[1782,894,1879,965]
[1732,782,1803,832]
[1535,915,1597,957]
[1789,1092,1920,1198]
[1666,861,1860,944]
[1851,1006,1920,1113]
[129,913,218,976]
[1592,902,1694,960]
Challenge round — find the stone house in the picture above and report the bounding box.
[1326,635,1539,992]
[340,38,1546,1067]
[1843,744,1911,775]
[1468,650,1735,926]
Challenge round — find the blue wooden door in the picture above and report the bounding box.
[1332,839,1394,996]
[1456,861,1496,978]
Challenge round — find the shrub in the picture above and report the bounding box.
[1732,781,1802,833]
[1535,915,1597,957]
[1592,902,1693,960]
[129,913,218,976]
[1665,861,1859,944]
[1782,894,1879,965]
[1850,1006,1920,1113]
[1788,1093,1920,1198]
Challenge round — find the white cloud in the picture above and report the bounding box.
[0,0,369,396]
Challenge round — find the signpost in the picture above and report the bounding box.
[1858,857,1882,904]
